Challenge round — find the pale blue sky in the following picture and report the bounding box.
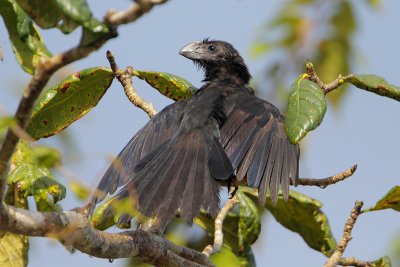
[1,1,400,266]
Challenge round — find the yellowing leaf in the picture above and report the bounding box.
[364,186,400,213]
[0,231,28,267]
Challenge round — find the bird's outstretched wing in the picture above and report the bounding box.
[90,101,187,208]
[221,92,300,205]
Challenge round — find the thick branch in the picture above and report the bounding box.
[106,50,157,118]
[296,164,357,188]
[0,204,213,267]
[324,201,364,267]
[202,196,239,257]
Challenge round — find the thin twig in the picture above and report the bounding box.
[323,201,364,267]
[305,61,352,94]
[106,51,157,118]
[338,257,372,267]
[202,195,239,257]
[296,164,357,188]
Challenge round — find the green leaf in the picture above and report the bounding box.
[8,141,66,209]
[195,188,261,257]
[363,186,400,213]
[31,146,61,169]
[69,180,90,202]
[238,190,261,250]
[371,256,392,267]
[346,74,400,102]
[0,0,51,74]
[15,0,109,44]
[210,246,256,267]
[0,117,16,141]
[285,76,327,144]
[133,70,197,101]
[91,197,140,230]
[247,188,337,256]
[0,231,28,267]
[26,67,114,139]
[316,39,350,107]
[250,42,270,59]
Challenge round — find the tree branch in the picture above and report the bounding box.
[0,204,213,267]
[296,164,357,188]
[324,201,364,267]
[105,0,168,26]
[202,196,239,257]
[106,51,157,118]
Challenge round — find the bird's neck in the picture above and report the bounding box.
[203,63,251,85]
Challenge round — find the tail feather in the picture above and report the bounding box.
[125,130,230,227]
[247,133,273,188]
[270,138,284,205]
[133,142,182,216]
[180,141,204,222]
[258,135,278,205]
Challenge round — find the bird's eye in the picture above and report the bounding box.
[208,45,216,52]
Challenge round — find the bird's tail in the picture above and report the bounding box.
[127,129,233,228]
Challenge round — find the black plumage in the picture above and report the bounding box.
[90,39,300,229]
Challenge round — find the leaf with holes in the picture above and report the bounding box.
[363,186,400,213]
[285,75,327,144]
[26,67,114,139]
[242,187,336,257]
[0,0,51,74]
[347,74,400,102]
[134,70,197,101]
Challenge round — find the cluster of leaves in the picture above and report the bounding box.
[0,137,63,266]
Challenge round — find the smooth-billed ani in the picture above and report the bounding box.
[89,39,300,229]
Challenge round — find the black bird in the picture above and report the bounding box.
[90,39,300,229]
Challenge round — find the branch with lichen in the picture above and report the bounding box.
[323,201,364,267]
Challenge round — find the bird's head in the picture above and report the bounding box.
[179,39,251,84]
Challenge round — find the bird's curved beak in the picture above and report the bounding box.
[179,41,203,60]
